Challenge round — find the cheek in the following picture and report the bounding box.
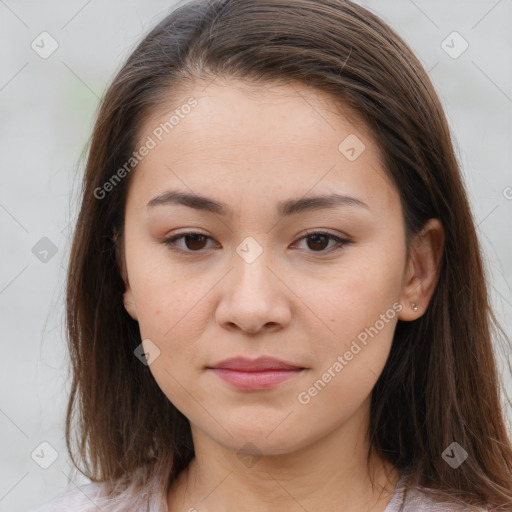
[293,276,400,432]
[291,254,403,408]
[129,268,221,402]
[298,254,403,344]
[126,240,206,338]
[135,283,205,348]
[132,280,209,412]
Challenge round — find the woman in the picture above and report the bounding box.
[33,0,512,510]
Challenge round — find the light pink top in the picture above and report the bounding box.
[31,469,489,511]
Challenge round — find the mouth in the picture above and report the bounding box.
[206,356,307,391]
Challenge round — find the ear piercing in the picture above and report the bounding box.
[411,302,419,312]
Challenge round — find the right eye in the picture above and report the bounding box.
[162,232,217,254]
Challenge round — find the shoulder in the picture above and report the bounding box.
[403,485,490,511]
[385,470,490,512]
[30,480,166,512]
[30,482,106,512]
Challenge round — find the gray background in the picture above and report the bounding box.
[1,1,511,510]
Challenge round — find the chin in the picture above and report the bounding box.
[223,435,304,458]
[210,419,308,456]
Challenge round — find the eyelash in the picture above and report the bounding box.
[161,230,352,256]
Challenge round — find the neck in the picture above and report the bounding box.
[167,399,400,512]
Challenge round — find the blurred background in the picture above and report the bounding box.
[1,0,511,510]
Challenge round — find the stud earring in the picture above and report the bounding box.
[411,302,419,312]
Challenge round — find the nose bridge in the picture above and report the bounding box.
[232,234,275,300]
[215,235,291,333]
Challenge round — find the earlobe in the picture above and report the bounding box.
[123,291,138,320]
[113,229,139,321]
[398,218,445,321]
[121,272,139,321]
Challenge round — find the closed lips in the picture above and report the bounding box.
[208,357,305,372]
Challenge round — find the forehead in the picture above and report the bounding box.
[140,78,371,149]
[129,78,397,214]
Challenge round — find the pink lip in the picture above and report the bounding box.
[207,357,306,390]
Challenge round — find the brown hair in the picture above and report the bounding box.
[65,0,512,509]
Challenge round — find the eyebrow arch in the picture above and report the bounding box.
[146,190,369,217]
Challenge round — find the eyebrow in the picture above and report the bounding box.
[146,190,369,217]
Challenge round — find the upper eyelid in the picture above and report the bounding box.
[165,229,348,242]
[163,230,351,252]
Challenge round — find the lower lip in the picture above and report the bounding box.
[208,368,303,390]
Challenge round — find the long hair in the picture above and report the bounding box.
[65,0,512,509]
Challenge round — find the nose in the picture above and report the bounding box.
[215,248,292,335]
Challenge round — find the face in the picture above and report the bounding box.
[120,78,412,456]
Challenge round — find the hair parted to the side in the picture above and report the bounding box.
[65,0,512,509]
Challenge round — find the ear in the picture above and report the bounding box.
[113,229,138,321]
[398,218,445,321]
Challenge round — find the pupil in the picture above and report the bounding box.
[308,234,328,251]
[186,234,206,250]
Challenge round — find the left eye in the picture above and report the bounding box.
[162,231,351,254]
[162,233,215,253]
[293,231,351,253]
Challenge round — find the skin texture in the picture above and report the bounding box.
[119,79,444,512]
